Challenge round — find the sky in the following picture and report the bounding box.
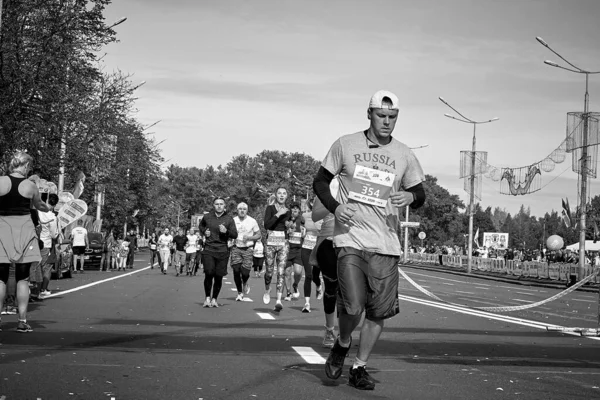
[100,0,600,218]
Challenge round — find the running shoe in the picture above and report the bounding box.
[41,290,51,296]
[302,303,311,313]
[243,283,250,295]
[283,293,292,302]
[235,294,243,302]
[325,337,351,379]
[210,299,219,308]
[292,284,300,299]
[16,321,33,333]
[263,289,271,305]
[348,366,375,390]
[322,328,336,348]
[316,286,323,300]
[203,298,211,308]
[273,301,283,312]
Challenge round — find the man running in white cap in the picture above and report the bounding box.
[313,90,426,391]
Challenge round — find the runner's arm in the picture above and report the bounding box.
[312,166,339,215]
[227,218,238,239]
[405,182,426,209]
[311,196,329,222]
[263,205,279,230]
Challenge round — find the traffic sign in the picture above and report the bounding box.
[418,231,426,240]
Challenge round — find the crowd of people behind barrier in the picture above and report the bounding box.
[408,244,600,284]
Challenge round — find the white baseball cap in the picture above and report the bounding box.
[368,90,399,110]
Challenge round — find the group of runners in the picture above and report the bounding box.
[143,90,427,391]
[0,90,426,392]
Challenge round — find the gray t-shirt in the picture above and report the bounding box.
[321,131,425,256]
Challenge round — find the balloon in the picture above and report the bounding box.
[546,235,564,251]
[57,199,88,230]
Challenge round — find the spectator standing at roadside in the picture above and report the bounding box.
[125,229,137,269]
[70,219,89,273]
[0,151,51,332]
[39,193,59,298]
[101,230,116,272]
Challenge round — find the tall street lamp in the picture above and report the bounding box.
[439,97,499,273]
[537,36,600,282]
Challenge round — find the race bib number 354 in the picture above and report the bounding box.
[347,165,395,207]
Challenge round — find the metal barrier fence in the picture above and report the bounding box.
[407,253,600,284]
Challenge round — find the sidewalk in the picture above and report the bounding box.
[400,260,599,294]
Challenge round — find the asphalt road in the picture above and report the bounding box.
[0,251,599,400]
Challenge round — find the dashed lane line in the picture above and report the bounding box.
[454,291,475,295]
[45,266,151,298]
[515,291,538,296]
[257,313,275,320]
[292,347,326,364]
[475,287,489,290]
[571,298,596,303]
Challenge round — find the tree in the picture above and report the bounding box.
[411,175,465,246]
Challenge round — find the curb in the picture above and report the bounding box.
[400,262,599,294]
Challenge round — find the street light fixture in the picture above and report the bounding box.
[108,17,127,29]
[440,97,499,274]
[537,36,600,283]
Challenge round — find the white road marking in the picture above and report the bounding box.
[231,288,238,291]
[398,294,600,341]
[571,298,596,303]
[242,297,253,302]
[257,313,275,320]
[454,291,475,295]
[225,281,232,284]
[475,287,489,290]
[512,299,532,303]
[515,291,537,296]
[45,267,151,298]
[442,282,454,286]
[292,347,326,364]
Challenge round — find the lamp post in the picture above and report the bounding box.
[537,36,600,282]
[439,97,499,274]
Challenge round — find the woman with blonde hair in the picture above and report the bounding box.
[0,151,50,333]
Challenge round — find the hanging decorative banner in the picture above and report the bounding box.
[57,199,88,230]
[500,164,542,195]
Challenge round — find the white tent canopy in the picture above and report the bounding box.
[565,240,600,251]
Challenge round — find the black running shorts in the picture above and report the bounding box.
[72,246,86,256]
[287,246,302,266]
[336,247,400,320]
